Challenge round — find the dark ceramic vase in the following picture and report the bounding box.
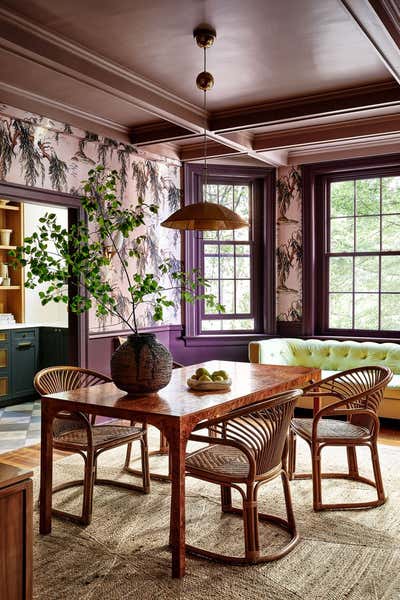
[110,333,173,395]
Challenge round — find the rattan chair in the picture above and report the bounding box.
[184,388,303,564]
[34,366,150,525]
[288,366,393,511]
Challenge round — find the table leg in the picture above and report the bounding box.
[167,423,190,578]
[39,399,54,535]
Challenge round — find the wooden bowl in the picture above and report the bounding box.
[187,377,232,392]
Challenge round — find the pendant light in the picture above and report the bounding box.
[161,26,248,231]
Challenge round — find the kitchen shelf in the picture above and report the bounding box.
[0,286,21,290]
[0,206,20,212]
[0,246,17,250]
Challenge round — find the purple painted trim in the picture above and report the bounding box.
[302,153,400,338]
[184,163,276,339]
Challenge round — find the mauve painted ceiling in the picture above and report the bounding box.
[2,0,390,110]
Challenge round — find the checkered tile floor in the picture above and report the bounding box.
[0,400,41,453]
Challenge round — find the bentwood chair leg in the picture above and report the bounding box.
[221,486,233,512]
[124,442,133,469]
[288,429,296,480]
[82,450,96,525]
[311,445,322,511]
[281,470,296,533]
[347,447,359,478]
[371,442,385,503]
[140,435,151,493]
[243,486,259,562]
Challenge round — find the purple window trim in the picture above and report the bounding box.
[183,163,276,345]
[302,154,400,339]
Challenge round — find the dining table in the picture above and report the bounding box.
[39,360,320,578]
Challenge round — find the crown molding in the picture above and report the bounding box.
[0,80,132,140]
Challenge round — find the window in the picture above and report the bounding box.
[201,182,254,332]
[328,177,400,332]
[303,156,400,338]
[184,164,275,340]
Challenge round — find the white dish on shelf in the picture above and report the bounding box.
[187,377,232,392]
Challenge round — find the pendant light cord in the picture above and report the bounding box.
[203,46,208,197]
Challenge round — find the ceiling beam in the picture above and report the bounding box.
[210,81,400,132]
[253,113,400,151]
[339,0,400,84]
[131,122,198,146]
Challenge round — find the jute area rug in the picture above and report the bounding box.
[33,429,400,600]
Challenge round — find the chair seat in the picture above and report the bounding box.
[291,418,370,440]
[55,424,143,448]
[186,444,250,480]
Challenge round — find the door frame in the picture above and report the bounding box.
[0,181,86,367]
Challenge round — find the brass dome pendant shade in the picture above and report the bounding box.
[161,26,248,232]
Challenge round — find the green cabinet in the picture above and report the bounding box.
[10,329,38,400]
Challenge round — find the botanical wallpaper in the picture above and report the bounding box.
[276,165,302,322]
[0,103,181,332]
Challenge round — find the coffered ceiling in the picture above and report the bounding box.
[1,0,400,165]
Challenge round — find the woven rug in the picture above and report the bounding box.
[32,430,400,600]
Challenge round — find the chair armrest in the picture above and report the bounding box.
[188,433,256,480]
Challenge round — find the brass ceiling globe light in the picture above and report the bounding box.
[161,25,248,231]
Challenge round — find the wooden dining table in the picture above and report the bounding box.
[39,360,320,578]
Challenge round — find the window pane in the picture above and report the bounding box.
[356,178,380,215]
[204,184,217,203]
[356,216,380,252]
[329,293,353,328]
[355,256,379,292]
[220,256,234,277]
[330,218,354,252]
[233,185,249,218]
[381,295,400,330]
[204,256,219,279]
[233,227,249,241]
[382,214,400,250]
[220,280,234,313]
[330,181,354,217]
[329,257,353,292]
[236,279,251,313]
[201,318,254,331]
[218,185,233,209]
[220,244,234,254]
[219,229,235,241]
[203,231,218,240]
[204,243,218,256]
[381,256,400,292]
[382,176,400,214]
[205,280,219,313]
[354,293,379,329]
[236,256,250,278]
[235,244,250,255]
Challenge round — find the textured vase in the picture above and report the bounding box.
[111,333,173,395]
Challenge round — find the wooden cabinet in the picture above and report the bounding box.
[0,202,24,323]
[0,464,32,600]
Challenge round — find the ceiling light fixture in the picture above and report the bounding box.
[161,25,248,231]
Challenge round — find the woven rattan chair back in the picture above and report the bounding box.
[34,366,112,436]
[207,389,302,477]
[312,366,392,429]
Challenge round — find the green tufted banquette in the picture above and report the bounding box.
[249,338,400,419]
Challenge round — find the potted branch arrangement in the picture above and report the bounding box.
[10,166,223,395]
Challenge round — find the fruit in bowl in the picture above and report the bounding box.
[187,368,231,391]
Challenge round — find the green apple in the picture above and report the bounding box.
[213,375,224,382]
[191,374,198,380]
[198,374,212,382]
[196,367,210,378]
[213,370,229,380]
